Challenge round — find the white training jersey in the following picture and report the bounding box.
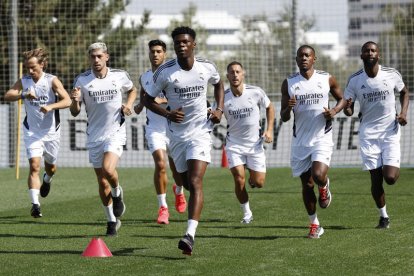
[287,70,333,147]
[140,70,168,133]
[73,68,134,146]
[344,65,404,140]
[149,57,220,141]
[224,84,270,149]
[21,72,61,140]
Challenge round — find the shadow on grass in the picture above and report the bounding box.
[0,250,83,255]
[0,233,100,239]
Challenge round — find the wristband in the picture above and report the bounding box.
[216,107,224,113]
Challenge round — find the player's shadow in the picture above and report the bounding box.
[0,249,83,255]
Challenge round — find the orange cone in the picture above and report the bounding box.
[82,237,113,257]
[221,145,228,168]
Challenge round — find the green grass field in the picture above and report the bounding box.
[1,167,413,275]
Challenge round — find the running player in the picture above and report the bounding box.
[223,61,275,224]
[144,26,224,255]
[280,45,345,238]
[4,48,71,218]
[70,42,137,236]
[344,41,410,229]
[134,39,186,225]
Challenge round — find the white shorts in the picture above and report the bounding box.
[291,144,333,177]
[88,131,125,168]
[360,135,400,170]
[24,137,60,164]
[169,132,212,173]
[226,143,266,173]
[145,128,169,154]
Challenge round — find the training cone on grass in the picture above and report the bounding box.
[82,237,113,257]
[221,145,228,168]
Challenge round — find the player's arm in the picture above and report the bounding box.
[134,76,145,115]
[122,86,137,116]
[397,85,410,126]
[143,93,184,123]
[70,87,82,117]
[280,79,295,122]
[209,80,225,124]
[263,102,275,143]
[40,77,71,114]
[4,79,24,102]
[323,75,346,120]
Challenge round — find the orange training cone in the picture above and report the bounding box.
[221,145,228,168]
[82,237,113,257]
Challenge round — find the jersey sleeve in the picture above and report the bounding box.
[344,79,356,101]
[393,70,405,92]
[121,72,134,93]
[207,63,220,85]
[258,88,271,108]
[148,69,165,98]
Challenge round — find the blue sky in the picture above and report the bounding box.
[126,0,348,43]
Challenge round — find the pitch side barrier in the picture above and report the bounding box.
[1,102,413,168]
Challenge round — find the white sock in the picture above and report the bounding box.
[43,173,52,183]
[29,189,40,205]
[379,205,389,218]
[103,204,116,222]
[111,184,121,197]
[240,201,252,217]
[186,219,198,238]
[157,193,167,208]
[175,184,184,194]
[309,213,319,225]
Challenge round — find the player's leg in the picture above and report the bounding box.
[40,139,59,198]
[361,139,389,228]
[102,151,125,218]
[28,156,42,218]
[246,146,266,188]
[311,145,333,209]
[152,149,170,224]
[169,155,187,213]
[231,165,254,223]
[382,135,401,185]
[94,166,120,236]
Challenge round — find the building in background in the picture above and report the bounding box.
[347,0,412,57]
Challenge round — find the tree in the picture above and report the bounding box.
[0,0,149,96]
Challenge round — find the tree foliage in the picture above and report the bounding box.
[1,0,149,96]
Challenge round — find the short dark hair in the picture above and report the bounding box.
[227,61,243,72]
[297,44,315,56]
[361,41,378,52]
[171,26,196,40]
[148,39,167,52]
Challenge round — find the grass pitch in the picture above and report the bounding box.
[1,167,413,275]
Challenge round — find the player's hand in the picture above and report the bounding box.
[287,95,296,109]
[71,87,81,102]
[208,108,223,124]
[345,97,353,109]
[122,104,133,116]
[397,112,408,126]
[263,131,273,143]
[22,88,37,100]
[134,103,144,115]
[323,107,336,119]
[167,107,185,123]
[40,105,52,114]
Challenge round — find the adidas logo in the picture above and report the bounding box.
[294,86,300,91]
[174,79,179,83]
[88,84,94,88]
[361,85,366,89]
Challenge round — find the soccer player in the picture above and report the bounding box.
[144,26,224,255]
[70,42,137,236]
[280,45,345,238]
[4,48,71,218]
[343,41,410,229]
[134,39,187,225]
[223,61,275,224]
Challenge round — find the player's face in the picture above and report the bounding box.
[226,64,245,88]
[295,47,315,72]
[173,34,195,59]
[25,57,44,82]
[149,45,166,68]
[89,49,109,73]
[361,43,379,67]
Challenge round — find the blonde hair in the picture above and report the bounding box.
[23,48,48,69]
[88,42,108,54]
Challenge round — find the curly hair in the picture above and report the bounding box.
[23,48,49,69]
[171,26,196,40]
